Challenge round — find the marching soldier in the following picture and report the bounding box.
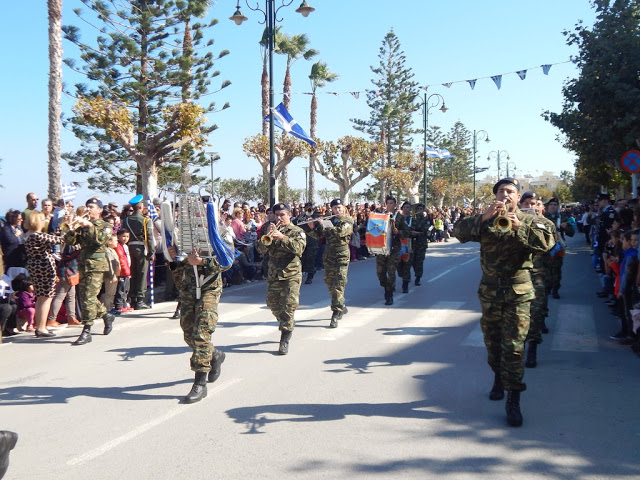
[64,198,116,346]
[410,203,430,286]
[519,192,556,368]
[453,178,554,427]
[396,201,414,293]
[122,194,155,309]
[296,202,318,285]
[543,197,575,299]
[256,203,306,355]
[308,199,353,328]
[167,244,230,404]
[375,196,410,305]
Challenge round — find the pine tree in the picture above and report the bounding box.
[62,0,230,198]
[351,29,419,201]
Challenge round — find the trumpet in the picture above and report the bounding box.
[305,207,314,216]
[61,213,91,233]
[260,222,283,246]
[493,206,512,233]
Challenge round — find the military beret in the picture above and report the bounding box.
[304,202,313,208]
[547,197,560,205]
[520,191,539,203]
[492,177,520,194]
[86,198,103,208]
[597,193,611,201]
[330,199,343,207]
[272,203,290,212]
[129,194,144,205]
[401,201,411,208]
[385,196,397,203]
[415,203,425,209]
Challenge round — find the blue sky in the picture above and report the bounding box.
[0,0,597,212]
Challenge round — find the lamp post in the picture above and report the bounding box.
[487,150,511,180]
[230,1,315,207]
[416,92,447,206]
[302,166,309,202]
[472,130,490,210]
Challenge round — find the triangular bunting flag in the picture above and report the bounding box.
[419,85,429,91]
[491,75,502,89]
[442,83,452,88]
[329,92,339,97]
[541,64,551,75]
[467,79,477,90]
[350,92,360,99]
[516,70,527,80]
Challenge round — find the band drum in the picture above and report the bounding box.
[366,212,392,255]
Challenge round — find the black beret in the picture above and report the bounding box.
[272,203,290,212]
[520,191,538,202]
[597,193,611,201]
[547,197,559,205]
[330,199,342,207]
[401,201,411,208]
[492,177,520,194]
[385,196,397,203]
[86,198,103,208]
[304,202,313,208]
[415,202,425,208]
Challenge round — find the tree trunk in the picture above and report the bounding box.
[261,61,269,136]
[283,66,291,111]
[140,159,158,200]
[47,0,63,201]
[179,17,193,191]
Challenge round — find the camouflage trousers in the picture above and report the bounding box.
[411,243,428,280]
[527,271,548,344]
[179,286,221,373]
[546,255,563,290]
[376,251,400,291]
[79,269,107,326]
[397,255,413,282]
[324,262,349,312]
[266,275,302,331]
[478,281,533,392]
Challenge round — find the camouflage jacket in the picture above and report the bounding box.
[308,215,353,254]
[453,210,555,278]
[544,211,575,240]
[411,214,431,248]
[256,223,306,280]
[170,256,229,294]
[64,218,112,272]
[386,211,411,253]
[532,215,557,274]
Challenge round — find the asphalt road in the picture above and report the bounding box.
[1,233,639,479]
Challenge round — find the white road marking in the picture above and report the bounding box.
[428,268,456,283]
[551,304,598,352]
[67,378,243,466]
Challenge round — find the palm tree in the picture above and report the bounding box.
[278,33,318,110]
[259,26,285,135]
[47,0,63,200]
[308,61,338,203]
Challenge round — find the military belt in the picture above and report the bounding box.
[481,270,530,286]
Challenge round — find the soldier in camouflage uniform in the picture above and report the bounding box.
[453,178,554,427]
[543,197,575,299]
[410,203,430,286]
[375,197,410,305]
[308,199,353,328]
[519,192,557,368]
[256,203,306,355]
[396,202,414,293]
[295,203,318,285]
[64,198,116,346]
[167,243,230,404]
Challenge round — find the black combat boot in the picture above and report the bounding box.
[541,318,549,334]
[172,302,181,319]
[330,310,342,328]
[551,287,560,299]
[278,330,293,355]
[505,390,523,427]
[72,325,92,346]
[384,290,393,305]
[0,430,18,479]
[305,273,314,285]
[184,372,208,404]
[402,281,409,293]
[208,349,226,383]
[415,277,421,286]
[489,372,504,400]
[103,313,115,335]
[525,342,538,368]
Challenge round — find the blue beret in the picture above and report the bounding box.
[85,198,103,208]
[129,194,144,205]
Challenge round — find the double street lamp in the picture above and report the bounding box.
[416,92,448,205]
[472,130,490,210]
[487,150,513,180]
[230,1,315,207]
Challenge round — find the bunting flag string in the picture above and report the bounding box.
[281,60,570,97]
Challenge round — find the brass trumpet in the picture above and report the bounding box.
[493,206,512,233]
[61,213,90,233]
[305,207,314,216]
[260,221,282,246]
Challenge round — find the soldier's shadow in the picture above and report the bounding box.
[107,346,190,362]
[224,340,279,355]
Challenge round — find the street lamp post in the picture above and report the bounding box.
[487,150,511,180]
[230,1,315,207]
[472,130,490,210]
[416,92,447,206]
[302,166,309,202]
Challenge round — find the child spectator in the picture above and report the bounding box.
[13,275,35,332]
[114,230,132,313]
[611,230,639,342]
[102,235,121,314]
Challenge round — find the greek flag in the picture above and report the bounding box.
[147,197,159,221]
[265,103,316,146]
[0,276,13,299]
[426,148,453,159]
[62,183,77,202]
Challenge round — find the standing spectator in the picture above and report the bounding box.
[47,243,82,327]
[0,210,25,271]
[49,199,67,232]
[22,193,39,223]
[40,199,54,233]
[122,196,154,310]
[114,230,132,312]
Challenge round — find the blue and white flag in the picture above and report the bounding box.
[265,103,316,146]
[463,198,469,209]
[147,197,159,221]
[426,148,454,159]
[62,183,77,202]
